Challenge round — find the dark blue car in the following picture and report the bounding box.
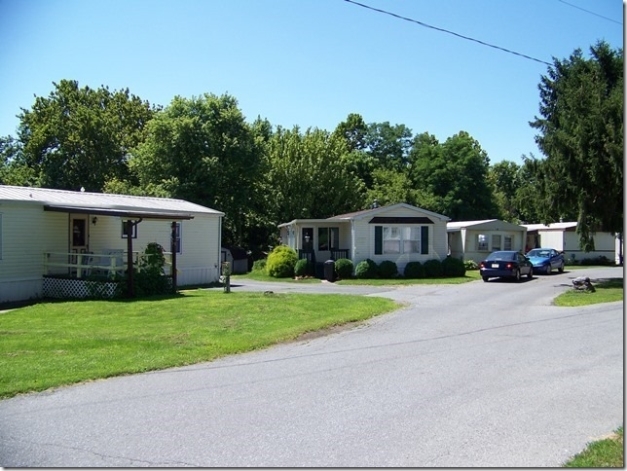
[479,250,533,282]
[525,248,565,275]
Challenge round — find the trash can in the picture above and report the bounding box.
[324,259,335,282]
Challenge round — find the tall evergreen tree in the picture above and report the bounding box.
[530,41,623,250]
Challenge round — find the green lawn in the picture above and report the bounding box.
[0,290,397,399]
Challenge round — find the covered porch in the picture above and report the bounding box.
[42,203,194,298]
[278,219,351,274]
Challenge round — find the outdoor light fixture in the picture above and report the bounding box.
[92,217,98,225]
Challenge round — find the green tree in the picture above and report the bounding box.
[530,41,623,250]
[0,136,37,186]
[266,126,365,223]
[365,168,417,207]
[488,160,520,222]
[17,80,156,191]
[365,121,413,173]
[129,93,264,247]
[409,131,498,220]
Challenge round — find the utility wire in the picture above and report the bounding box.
[343,0,553,66]
[557,0,622,25]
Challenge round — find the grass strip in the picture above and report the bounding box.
[563,427,623,467]
[553,278,623,307]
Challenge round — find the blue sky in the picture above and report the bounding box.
[0,0,623,164]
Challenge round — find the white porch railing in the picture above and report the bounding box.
[43,251,173,279]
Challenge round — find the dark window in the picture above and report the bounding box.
[121,221,137,239]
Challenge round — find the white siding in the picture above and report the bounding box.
[0,202,67,302]
[0,202,222,303]
[353,206,448,273]
[87,214,222,286]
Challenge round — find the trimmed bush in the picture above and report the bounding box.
[404,261,425,279]
[334,258,354,279]
[355,259,378,279]
[294,258,311,277]
[378,260,398,279]
[442,256,466,277]
[463,259,479,270]
[266,245,298,278]
[423,259,443,278]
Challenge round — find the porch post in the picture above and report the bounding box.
[171,221,177,293]
[126,220,134,297]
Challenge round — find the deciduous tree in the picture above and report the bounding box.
[17,80,156,191]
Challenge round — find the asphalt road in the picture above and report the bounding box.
[0,267,623,467]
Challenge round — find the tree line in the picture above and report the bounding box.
[0,41,622,254]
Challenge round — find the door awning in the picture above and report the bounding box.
[43,204,195,220]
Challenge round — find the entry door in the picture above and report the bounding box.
[70,216,89,254]
[302,228,314,252]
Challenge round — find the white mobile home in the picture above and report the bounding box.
[278,203,450,275]
[0,185,224,303]
[523,222,619,264]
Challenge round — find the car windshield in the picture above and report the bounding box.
[486,251,516,261]
[528,249,550,258]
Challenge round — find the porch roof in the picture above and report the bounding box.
[44,204,194,220]
[278,218,344,228]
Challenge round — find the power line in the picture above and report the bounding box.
[342,0,553,66]
[557,0,622,26]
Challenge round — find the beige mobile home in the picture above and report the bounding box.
[447,219,528,263]
[0,185,224,303]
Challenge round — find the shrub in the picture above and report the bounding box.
[294,258,312,277]
[423,259,443,278]
[135,243,170,296]
[442,256,466,277]
[580,255,614,266]
[334,258,354,279]
[464,259,479,270]
[355,259,378,279]
[252,259,267,272]
[266,245,298,278]
[378,260,398,279]
[404,261,425,279]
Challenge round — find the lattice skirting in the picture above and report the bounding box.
[43,276,122,299]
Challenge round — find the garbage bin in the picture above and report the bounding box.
[324,259,335,282]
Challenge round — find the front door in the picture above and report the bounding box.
[70,215,89,253]
[302,227,314,252]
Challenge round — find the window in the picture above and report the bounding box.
[318,227,339,251]
[402,227,420,253]
[121,221,138,239]
[375,226,428,255]
[504,236,512,250]
[477,234,488,251]
[492,234,502,251]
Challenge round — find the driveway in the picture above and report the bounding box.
[0,267,623,466]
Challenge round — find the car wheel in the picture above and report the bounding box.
[514,269,521,282]
[545,264,552,275]
[482,276,489,282]
[558,262,564,273]
[527,268,533,279]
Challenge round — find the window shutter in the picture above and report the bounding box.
[421,226,429,254]
[374,226,382,255]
